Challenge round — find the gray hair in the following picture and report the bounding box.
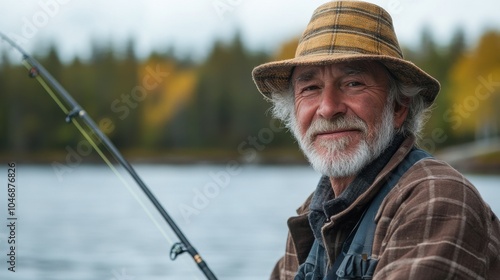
[387,76,432,139]
[269,75,432,139]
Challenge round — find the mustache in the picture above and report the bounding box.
[305,115,368,140]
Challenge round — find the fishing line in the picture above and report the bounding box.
[23,61,69,114]
[22,60,175,246]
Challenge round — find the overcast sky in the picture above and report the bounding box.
[1,0,499,62]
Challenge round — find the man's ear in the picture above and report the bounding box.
[393,99,409,129]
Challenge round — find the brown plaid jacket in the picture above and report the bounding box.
[271,137,500,280]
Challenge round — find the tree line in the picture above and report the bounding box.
[1,28,499,162]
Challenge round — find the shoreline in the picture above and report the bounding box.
[2,151,499,175]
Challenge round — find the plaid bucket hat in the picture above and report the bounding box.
[252,0,440,106]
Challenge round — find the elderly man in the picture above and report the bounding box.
[252,1,500,279]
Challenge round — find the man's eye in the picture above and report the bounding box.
[346,81,363,87]
[301,85,320,93]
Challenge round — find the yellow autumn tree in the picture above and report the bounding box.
[138,58,197,146]
[448,31,500,139]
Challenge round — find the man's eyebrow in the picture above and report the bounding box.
[293,68,320,84]
[291,63,372,88]
[341,65,365,75]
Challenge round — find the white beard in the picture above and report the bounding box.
[291,103,396,178]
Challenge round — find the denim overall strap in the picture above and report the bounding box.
[295,239,328,280]
[328,148,431,280]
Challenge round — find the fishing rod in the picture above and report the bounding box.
[0,32,217,280]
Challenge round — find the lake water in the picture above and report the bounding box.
[0,164,499,280]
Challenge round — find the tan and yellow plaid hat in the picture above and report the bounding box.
[252,0,440,106]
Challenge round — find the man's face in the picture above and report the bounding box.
[290,61,406,178]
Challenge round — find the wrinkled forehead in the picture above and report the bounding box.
[291,60,390,85]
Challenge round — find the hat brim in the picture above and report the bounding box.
[252,53,440,106]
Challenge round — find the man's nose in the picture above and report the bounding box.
[316,85,347,119]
